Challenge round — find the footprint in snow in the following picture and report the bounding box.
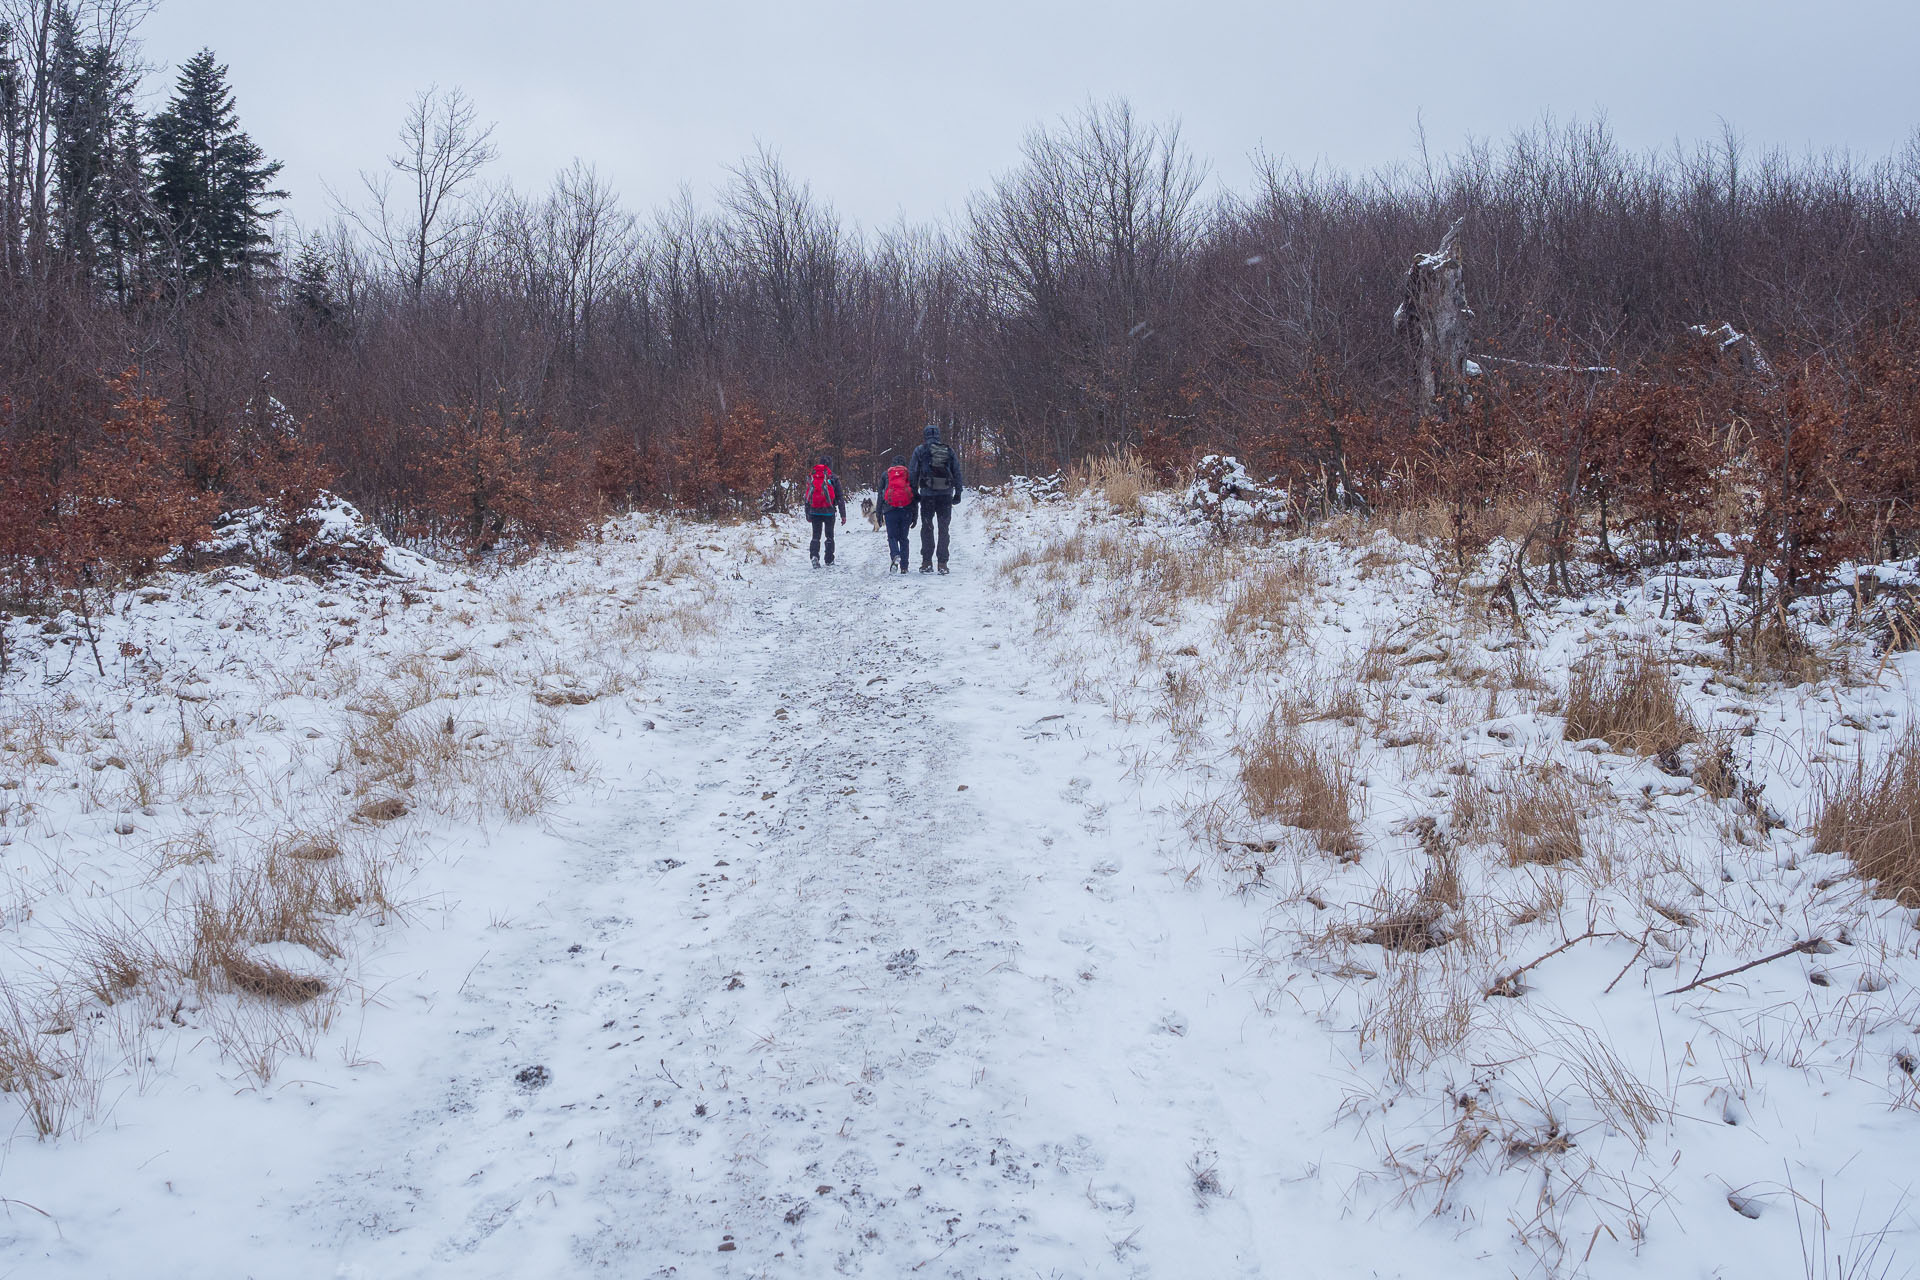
[886,949,919,976]
[514,1064,551,1092]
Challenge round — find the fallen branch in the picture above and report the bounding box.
[1662,938,1823,996]
[1602,927,1654,995]
[1486,929,1610,998]
[1470,353,1619,376]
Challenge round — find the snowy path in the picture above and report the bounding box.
[6,509,1443,1278]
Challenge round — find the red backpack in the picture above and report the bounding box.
[883,465,912,508]
[806,464,834,511]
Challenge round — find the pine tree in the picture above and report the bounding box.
[289,237,337,329]
[92,55,151,301]
[1,21,30,275]
[48,5,97,267]
[146,49,285,287]
[47,7,146,291]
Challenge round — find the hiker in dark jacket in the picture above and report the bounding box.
[907,423,963,573]
[875,454,918,574]
[804,455,847,566]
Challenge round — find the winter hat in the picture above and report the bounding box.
[923,423,942,443]
[892,455,906,466]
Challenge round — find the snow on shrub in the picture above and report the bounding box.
[1183,455,1289,536]
[1002,473,1068,503]
[199,493,439,580]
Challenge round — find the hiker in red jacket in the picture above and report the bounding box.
[804,455,847,567]
[874,454,917,574]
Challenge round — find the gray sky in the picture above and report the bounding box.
[138,0,1920,236]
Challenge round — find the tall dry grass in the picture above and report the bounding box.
[1564,643,1696,755]
[1073,447,1153,515]
[1239,717,1361,857]
[1813,729,1920,903]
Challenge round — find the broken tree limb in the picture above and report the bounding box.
[1602,927,1654,995]
[1485,929,1611,998]
[1469,353,1620,376]
[1688,322,1773,378]
[1662,938,1823,996]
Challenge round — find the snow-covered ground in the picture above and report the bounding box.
[1,494,1916,1278]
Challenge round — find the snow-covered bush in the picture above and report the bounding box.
[1001,472,1069,503]
[1182,455,1289,537]
[199,493,438,579]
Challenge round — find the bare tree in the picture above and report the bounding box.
[968,99,1206,467]
[545,160,633,362]
[340,85,497,299]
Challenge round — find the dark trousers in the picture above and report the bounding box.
[918,496,952,565]
[883,506,914,566]
[809,512,836,563]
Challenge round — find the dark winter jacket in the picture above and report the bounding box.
[908,425,963,502]
[804,465,847,519]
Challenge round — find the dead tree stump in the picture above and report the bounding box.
[1394,217,1474,415]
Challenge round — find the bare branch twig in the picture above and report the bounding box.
[1485,929,1612,998]
[1663,939,1822,996]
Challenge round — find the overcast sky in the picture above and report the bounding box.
[136,0,1920,236]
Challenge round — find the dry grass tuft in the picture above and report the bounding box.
[0,983,94,1137]
[1564,643,1696,755]
[1075,447,1153,515]
[1813,728,1920,904]
[218,954,330,1004]
[1221,556,1315,638]
[1358,952,1477,1082]
[1239,718,1361,856]
[1492,768,1588,866]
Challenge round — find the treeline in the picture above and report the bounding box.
[4,0,1920,601]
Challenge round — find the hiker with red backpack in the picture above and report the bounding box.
[803,455,847,567]
[909,423,963,573]
[875,454,918,574]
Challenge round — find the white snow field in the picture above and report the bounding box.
[1,492,1917,1278]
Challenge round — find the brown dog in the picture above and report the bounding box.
[860,496,882,531]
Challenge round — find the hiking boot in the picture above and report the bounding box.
[937,564,949,575]
[919,562,934,574]
[810,556,820,568]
